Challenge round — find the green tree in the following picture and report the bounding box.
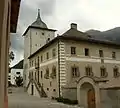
[9,51,15,64]
[15,75,23,87]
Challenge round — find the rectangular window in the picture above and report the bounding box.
[50,81,52,87]
[99,50,103,57]
[41,71,43,78]
[71,47,76,55]
[100,67,107,77]
[85,48,89,56]
[52,48,56,57]
[71,67,79,77]
[29,61,31,67]
[85,67,92,76]
[38,56,39,64]
[113,67,119,78]
[35,58,36,66]
[32,60,33,66]
[41,55,43,62]
[16,72,20,74]
[112,51,116,59]
[46,52,49,59]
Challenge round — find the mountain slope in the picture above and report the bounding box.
[86,27,120,43]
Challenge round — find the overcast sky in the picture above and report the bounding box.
[10,0,120,66]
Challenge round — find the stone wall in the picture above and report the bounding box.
[62,88,77,100]
[100,89,120,108]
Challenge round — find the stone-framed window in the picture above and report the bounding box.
[112,51,116,59]
[85,66,93,76]
[50,81,52,87]
[44,68,49,79]
[32,60,33,66]
[52,48,56,57]
[71,47,76,55]
[99,50,103,57]
[100,66,107,77]
[50,66,56,79]
[85,48,89,56]
[38,56,39,64]
[41,55,43,62]
[113,66,119,78]
[71,65,80,77]
[29,61,31,67]
[41,71,43,78]
[46,52,49,60]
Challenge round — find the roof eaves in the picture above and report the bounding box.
[23,26,57,36]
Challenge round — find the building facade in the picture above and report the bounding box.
[24,11,120,108]
[23,9,56,89]
[9,60,23,85]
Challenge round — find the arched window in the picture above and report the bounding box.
[113,66,119,78]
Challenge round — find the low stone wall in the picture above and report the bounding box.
[62,87,77,100]
[100,89,120,108]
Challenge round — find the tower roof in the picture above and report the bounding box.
[31,9,47,28]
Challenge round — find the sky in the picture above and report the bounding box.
[10,0,120,66]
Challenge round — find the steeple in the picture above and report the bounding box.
[37,9,41,20]
[31,9,48,28]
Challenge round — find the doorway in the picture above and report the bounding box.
[80,82,96,108]
[87,89,95,108]
[31,84,34,95]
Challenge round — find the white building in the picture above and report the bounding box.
[23,9,56,88]
[23,9,120,108]
[9,60,23,85]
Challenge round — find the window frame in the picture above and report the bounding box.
[52,48,56,57]
[99,50,103,57]
[71,65,79,77]
[113,66,119,78]
[71,47,76,55]
[100,66,107,77]
[46,52,49,60]
[85,48,89,56]
[41,55,43,62]
[85,66,92,76]
[112,51,116,59]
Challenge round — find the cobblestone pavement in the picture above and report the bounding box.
[8,87,80,108]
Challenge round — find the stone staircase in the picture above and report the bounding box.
[26,77,47,97]
[33,79,47,97]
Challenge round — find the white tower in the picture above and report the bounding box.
[23,9,56,88]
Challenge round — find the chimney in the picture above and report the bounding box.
[71,23,77,30]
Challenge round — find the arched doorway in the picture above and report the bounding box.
[80,82,96,108]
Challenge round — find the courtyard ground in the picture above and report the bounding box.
[8,87,80,108]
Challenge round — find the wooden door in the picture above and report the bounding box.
[87,89,96,108]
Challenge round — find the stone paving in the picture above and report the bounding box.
[8,87,80,108]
